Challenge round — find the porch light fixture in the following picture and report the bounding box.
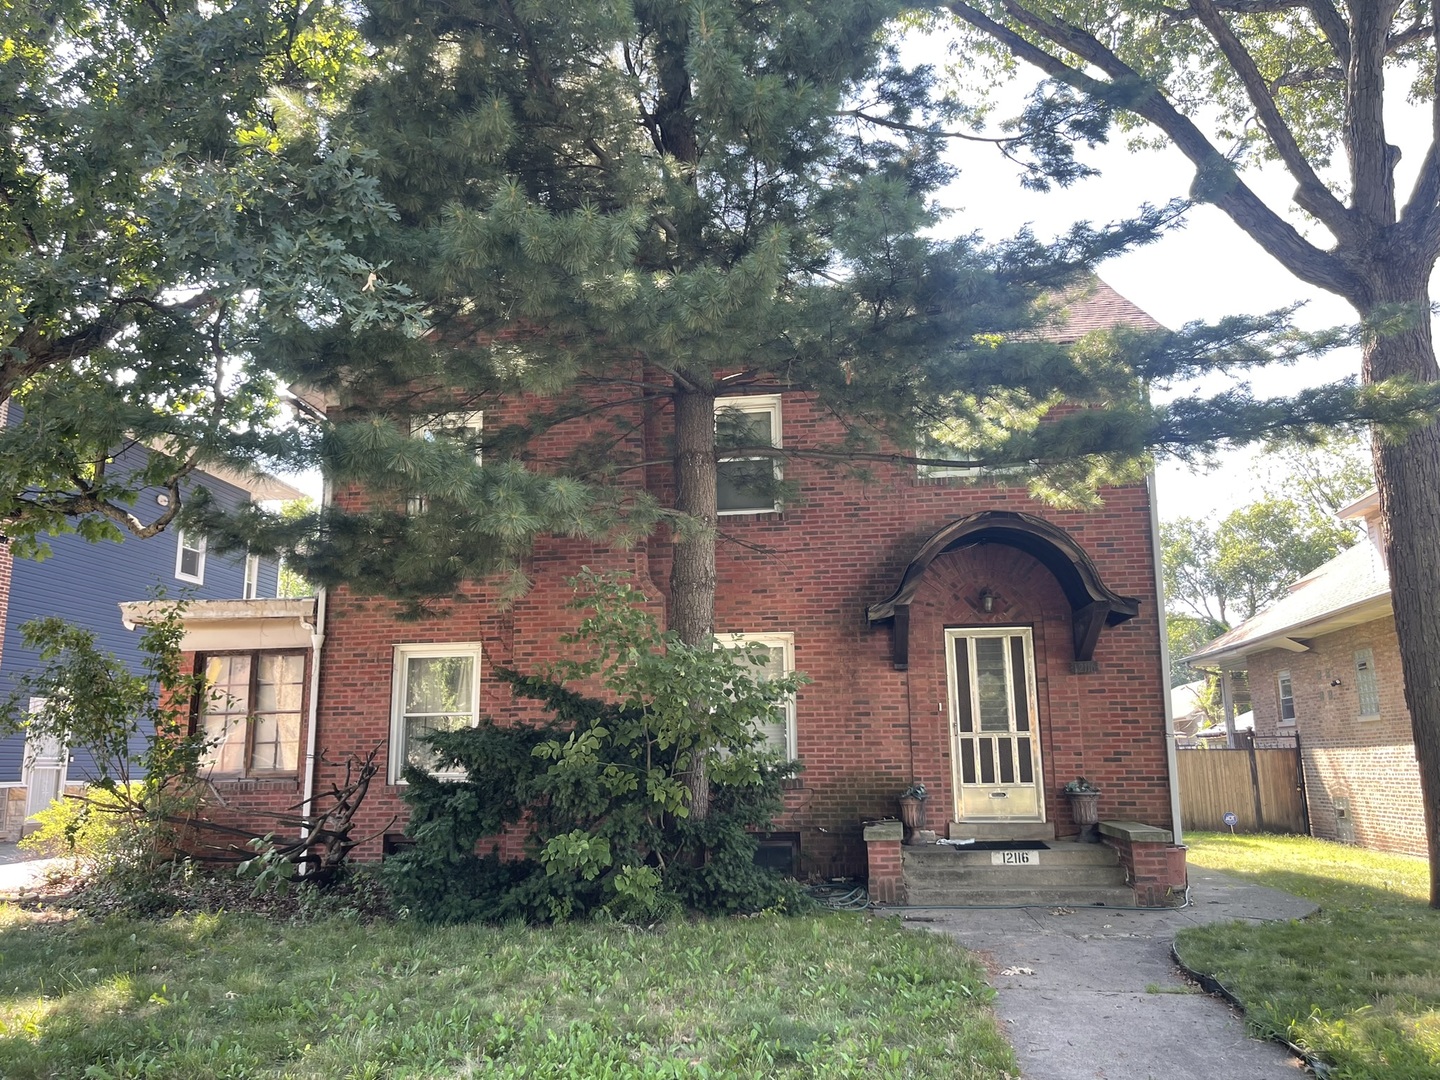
[979,588,997,613]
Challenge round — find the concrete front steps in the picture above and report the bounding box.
[902,837,1134,907]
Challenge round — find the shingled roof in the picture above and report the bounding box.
[1185,540,1392,667]
[1043,277,1166,342]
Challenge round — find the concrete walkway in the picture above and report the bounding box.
[895,866,1318,1079]
[0,841,70,897]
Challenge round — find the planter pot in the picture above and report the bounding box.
[898,795,927,843]
[1066,790,1101,842]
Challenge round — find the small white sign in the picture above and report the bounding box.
[992,850,1037,865]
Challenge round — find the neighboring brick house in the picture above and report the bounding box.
[0,448,298,841]
[127,281,1189,904]
[1188,491,1426,858]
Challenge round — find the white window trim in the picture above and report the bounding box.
[716,394,782,516]
[408,412,484,516]
[1276,671,1296,727]
[242,553,262,599]
[411,411,484,463]
[175,529,206,584]
[718,632,797,760]
[389,643,484,783]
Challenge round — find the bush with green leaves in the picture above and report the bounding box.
[1,603,210,876]
[386,572,808,923]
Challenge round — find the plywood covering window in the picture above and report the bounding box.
[1354,649,1380,718]
[197,652,305,776]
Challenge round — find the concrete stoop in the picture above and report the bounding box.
[902,838,1134,907]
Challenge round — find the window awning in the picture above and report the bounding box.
[866,510,1140,669]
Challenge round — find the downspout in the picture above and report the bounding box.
[1147,470,1184,846]
[300,475,330,852]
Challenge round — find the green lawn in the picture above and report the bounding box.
[0,904,1015,1079]
[1177,831,1440,1080]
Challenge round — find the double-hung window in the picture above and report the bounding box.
[718,632,797,759]
[408,411,484,515]
[716,395,782,514]
[1276,672,1296,726]
[197,652,306,776]
[389,644,483,781]
[243,553,262,599]
[175,530,206,584]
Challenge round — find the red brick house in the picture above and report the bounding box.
[1188,491,1427,858]
[122,281,1189,905]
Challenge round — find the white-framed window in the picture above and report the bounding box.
[1277,671,1296,726]
[1354,649,1381,718]
[716,395,782,515]
[718,632,797,759]
[175,529,206,584]
[242,553,262,599]
[389,643,483,781]
[196,651,306,776]
[408,411,484,515]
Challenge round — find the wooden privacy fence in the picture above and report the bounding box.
[1176,736,1309,834]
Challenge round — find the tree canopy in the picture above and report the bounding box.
[945,0,1440,905]
[0,0,417,553]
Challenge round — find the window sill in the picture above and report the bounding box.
[203,775,299,790]
[717,507,782,517]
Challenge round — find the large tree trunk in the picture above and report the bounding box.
[1361,272,1440,908]
[670,378,718,819]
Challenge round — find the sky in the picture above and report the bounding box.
[916,58,1373,524]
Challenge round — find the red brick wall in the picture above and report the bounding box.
[222,388,1174,878]
[1247,618,1425,858]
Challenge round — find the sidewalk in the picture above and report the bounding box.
[895,866,1318,1079]
[0,841,69,898]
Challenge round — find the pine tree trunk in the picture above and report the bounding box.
[1361,274,1440,908]
[670,379,718,819]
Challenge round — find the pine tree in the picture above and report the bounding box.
[223,1,1430,819]
[945,0,1440,906]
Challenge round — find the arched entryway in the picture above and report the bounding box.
[867,511,1141,828]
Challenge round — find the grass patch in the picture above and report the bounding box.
[1177,831,1439,1080]
[0,905,1015,1078]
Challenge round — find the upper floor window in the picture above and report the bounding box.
[1354,649,1380,718]
[716,395,781,515]
[718,632,797,759]
[197,651,306,776]
[243,553,262,599]
[175,529,206,584]
[390,643,483,781]
[1277,672,1296,726]
[408,412,484,515]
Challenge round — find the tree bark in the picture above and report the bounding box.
[670,377,718,819]
[1360,271,1440,908]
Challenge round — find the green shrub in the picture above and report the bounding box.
[387,572,808,923]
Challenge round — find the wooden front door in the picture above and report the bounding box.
[947,627,1045,822]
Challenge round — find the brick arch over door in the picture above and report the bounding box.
[865,510,1141,670]
[904,543,1075,824]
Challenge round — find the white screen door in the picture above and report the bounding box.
[947,628,1045,822]
[23,699,67,819]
